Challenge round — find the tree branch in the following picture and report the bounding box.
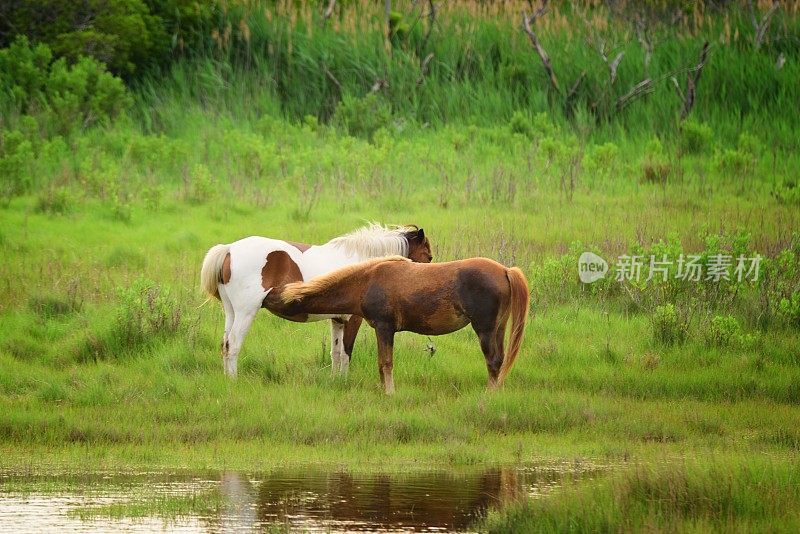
[566,70,586,108]
[323,0,336,22]
[754,1,779,50]
[609,51,624,85]
[681,41,709,120]
[420,0,436,52]
[417,52,434,85]
[634,14,653,72]
[521,1,559,93]
[616,78,654,112]
[322,63,342,93]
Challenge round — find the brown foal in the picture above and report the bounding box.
[263,256,530,394]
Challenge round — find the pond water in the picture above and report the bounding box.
[0,461,603,532]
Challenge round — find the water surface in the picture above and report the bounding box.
[0,462,603,532]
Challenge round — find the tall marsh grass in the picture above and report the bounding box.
[124,0,800,146]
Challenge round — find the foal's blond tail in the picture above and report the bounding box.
[497,267,530,385]
[200,244,230,300]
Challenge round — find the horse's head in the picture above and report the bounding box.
[404,227,433,263]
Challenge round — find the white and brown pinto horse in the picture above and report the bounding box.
[264,256,530,394]
[201,224,432,377]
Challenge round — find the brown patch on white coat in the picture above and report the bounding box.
[221,253,232,284]
[260,250,308,322]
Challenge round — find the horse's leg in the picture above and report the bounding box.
[219,285,235,363]
[476,326,504,390]
[342,315,363,364]
[225,306,258,378]
[375,326,396,394]
[330,319,345,375]
[491,324,508,388]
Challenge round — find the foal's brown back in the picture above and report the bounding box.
[363,258,512,335]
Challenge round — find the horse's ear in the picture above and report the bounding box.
[417,228,425,240]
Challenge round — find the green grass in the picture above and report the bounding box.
[481,458,800,532]
[1,3,800,527]
[0,115,798,472]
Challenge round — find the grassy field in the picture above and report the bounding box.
[2,0,800,531]
[2,115,800,528]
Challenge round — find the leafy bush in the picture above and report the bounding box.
[333,94,392,141]
[0,36,131,135]
[641,138,672,184]
[110,194,133,223]
[35,187,73,215]
[584,142,620,179]
[528,254,577,308]
[737,132,762,158]
[772,182,800,206]
[185,163,215,204]
[678,120,712,154]
[652,304,687,345]
[707,315,755,349]
[114,278,181,348]
[509,111,534,139]
[713,148,754,178]
[779,292,800,328]
[0,129,35,198]
[0,0,170,77]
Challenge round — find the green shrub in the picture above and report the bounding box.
[584,142,620,177]
[35,187,73,215]
[113,278,182,348]
[0,36,131,136]
[388,11,413,47]
[772,182,800,206]
[142,185,163,211]
[779,292,800,328]
[679,120,713,154]
[528,254,577,308]
[641,138,672,184]
[509,111,534,139]
[707,315,755,348]
[714,148,754,178]
[652,304,687,345]
[333,94,392,141]
[185,163,215,204]
[737,132,762,158]
[0,129,35,197]
[0,0,169,77]
[110,195,133,223]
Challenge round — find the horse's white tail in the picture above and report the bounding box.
[200,244,230,300]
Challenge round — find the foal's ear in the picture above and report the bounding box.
[416,228,425,240]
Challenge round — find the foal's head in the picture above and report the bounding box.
[404,227,433,263]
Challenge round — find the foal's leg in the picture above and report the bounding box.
[330,319,346,375]
[342,315,363,364]
[476,326,504,390]
[491,325,508,387]
[375,327,396,395]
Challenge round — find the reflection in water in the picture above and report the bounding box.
[0,463,602,533]
[220,464,593,532]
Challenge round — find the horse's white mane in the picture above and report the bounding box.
[327,222,413,259]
